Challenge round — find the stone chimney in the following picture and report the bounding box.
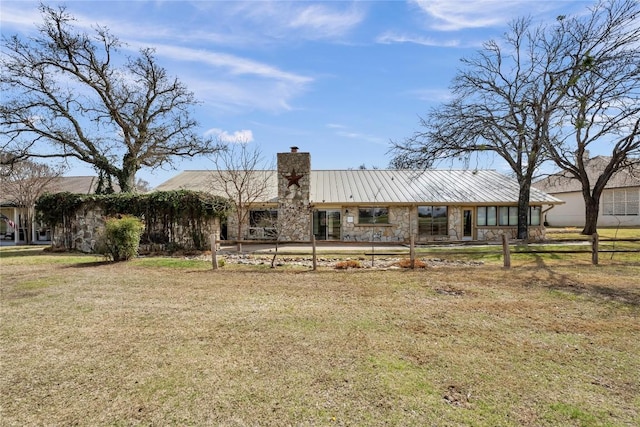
[277,147,311,241]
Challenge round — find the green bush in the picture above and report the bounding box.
[100,216,144,262]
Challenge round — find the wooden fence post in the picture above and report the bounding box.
[591,233,599,265]
[211,233,218,270]
[410,234,415,269]
[502,233,511,269]
[312,235,317,271]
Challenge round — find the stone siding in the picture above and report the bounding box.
[448,206,462,240]
[51,206,106,253]
[51,207,220,253]
[219,150,552,243]
[477,226,545,241]
[277,150,312,241]
[342,206,410,242]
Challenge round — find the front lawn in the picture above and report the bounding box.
[1,249,639,426]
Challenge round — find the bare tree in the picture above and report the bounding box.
[1,160,65,243]
[390,0,637,239]
[135,177,152,193]
[209,142,275,251]
[545,0,640,235]
[0,4,223,192]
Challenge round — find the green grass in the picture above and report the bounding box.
[0,246,103,265]
[1,249,639,426]
[132,257,213,270]
[546,227,640,240]
[546,402,614,427]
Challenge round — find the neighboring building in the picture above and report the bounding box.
[0,176,101,245]
[533,156,640,227]
[155,148,562,242]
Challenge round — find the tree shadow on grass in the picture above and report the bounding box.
[0,248,47,258]
[65,260,113,268]
[529,254,640,307]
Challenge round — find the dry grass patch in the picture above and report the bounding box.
[395,258,427,268]
[334,259,362,269]
[1,249,639,426]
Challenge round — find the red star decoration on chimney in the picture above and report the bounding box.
[284,168,304,188]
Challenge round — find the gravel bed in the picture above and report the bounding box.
[193,253,484,269]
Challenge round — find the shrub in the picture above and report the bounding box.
[99,215,144,262]
[335,260,362,269]
[396,258,427,268]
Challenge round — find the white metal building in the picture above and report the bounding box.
[533,156,640,228]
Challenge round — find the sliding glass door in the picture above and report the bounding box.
[313,210,341,241]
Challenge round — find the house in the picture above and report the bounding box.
[0,176,101,245]
[533,156,640,227]
[154,148,562,242]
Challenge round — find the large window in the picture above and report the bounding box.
[249,209,277,227]
[603,188,639,216]
[358,207,389,224]
[249,209,278,239]
[418,206,448,236]
[477,206,541,226]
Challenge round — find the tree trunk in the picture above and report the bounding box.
[117,168,136,193]
[117,154,139,193]
[517,181,531,240]
[26,206,34,244]
[582,194,600,235]
[270,240,279,268]
[236,207,244,253]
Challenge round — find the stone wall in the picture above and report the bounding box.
[477,226,546,241]
[51,207,220,253]
[226,209,240,240]
[277,149,312,241]
[342,206,410,242]
[448,206,462,240]
[52,206,106,253]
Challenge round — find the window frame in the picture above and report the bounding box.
[358,207,389,224]
[417,205,448,236]
[477,205,541,226]
[249,209,278,228]
[603,188,639,216]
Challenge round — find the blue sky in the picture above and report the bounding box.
[1,0,593,188]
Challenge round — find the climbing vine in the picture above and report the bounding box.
[36,191,230,250]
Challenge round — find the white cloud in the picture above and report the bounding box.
[185,1,364,43]
[409,88,453,102]
[204,128,254,144]
[376,31,460,47]
[327,124,384,145]
[288,4,365,38]
[187,74,307,114]
[150,43,312,85]
[334,130,386,146]
[0,3,41,29]
[124,43,312,113]
[326,123,347,129]
[411,0,556,31]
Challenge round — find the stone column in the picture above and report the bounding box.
[277,147,311,241]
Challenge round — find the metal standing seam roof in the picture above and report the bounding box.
[154,169,562,205]
[154,170,279,200]
[1,176,102,206]
[533,156,640,194]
